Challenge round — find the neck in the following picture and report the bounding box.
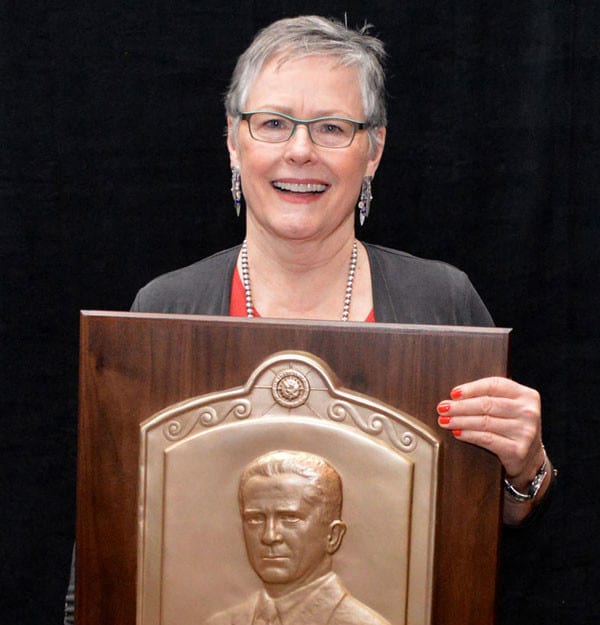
[246,219,357,272]
[240,234,364,320]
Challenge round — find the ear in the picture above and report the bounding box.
[227,116,239,168]
[365,126,386,178]
[326,520,347,555]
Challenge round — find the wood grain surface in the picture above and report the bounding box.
[76,311,509,625]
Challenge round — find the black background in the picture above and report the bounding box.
[2,2,599,623]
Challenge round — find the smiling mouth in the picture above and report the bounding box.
[272,181,327,194]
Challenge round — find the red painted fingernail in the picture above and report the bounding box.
[437,402,451,413]
[438,416,451,425]
[451,388,463,399]
[452,429,462,437]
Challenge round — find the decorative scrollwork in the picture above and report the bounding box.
[327,402,349,422]
[197,400,252,427]
[197,407,220,427]
[366,413,385,434]
[163,414,203,441]
[163,400,252,440]
[383,421,417,452]
[229,400,252,420]
[326,400,417,452]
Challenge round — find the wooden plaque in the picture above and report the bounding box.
[76,311,509,625]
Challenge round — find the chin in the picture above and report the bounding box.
[267,221,323,242]
[257,569,293,584]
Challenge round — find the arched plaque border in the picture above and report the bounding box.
[138,350,439,625]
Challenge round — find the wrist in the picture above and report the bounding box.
[503,447,549,503]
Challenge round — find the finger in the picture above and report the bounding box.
[439,383,541,426]
[437,412,526,435]
[437,397,540,441]
[449,376,537,401]
[437,409,542,473]
[437,395,525,419]
[448,427,510,456]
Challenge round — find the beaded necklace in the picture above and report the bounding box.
[240,240,358,321]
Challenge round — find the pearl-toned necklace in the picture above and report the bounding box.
[240,240,358,321]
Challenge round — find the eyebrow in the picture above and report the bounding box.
[243,504,304,514]
[248,106,356,119]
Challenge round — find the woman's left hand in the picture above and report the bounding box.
[436,376,551,524]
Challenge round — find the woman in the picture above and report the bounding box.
[132,15,553,525]
[65,15,553,625]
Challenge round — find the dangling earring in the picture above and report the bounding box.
[231,167,242,217]
[358,176,373,226]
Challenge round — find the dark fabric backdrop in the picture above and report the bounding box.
[2,1,599,623]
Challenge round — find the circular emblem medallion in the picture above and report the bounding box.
[271,369,310,408]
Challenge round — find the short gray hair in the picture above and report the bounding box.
[238,450,343,522]
[225,15,387,148]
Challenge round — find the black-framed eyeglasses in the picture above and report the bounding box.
[240,110,369,148]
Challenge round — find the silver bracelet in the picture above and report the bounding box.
[503,448,549,503]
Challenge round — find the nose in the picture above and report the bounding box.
[261,516,283,545]
[283,124,315,163]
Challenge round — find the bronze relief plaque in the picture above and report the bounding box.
[138,351,440,625]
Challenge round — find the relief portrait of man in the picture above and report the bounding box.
[204,450,391,625]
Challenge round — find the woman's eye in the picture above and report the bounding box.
[316,121,345,135]
[263,117,290,130]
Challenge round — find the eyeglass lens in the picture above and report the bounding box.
[247,112,358,147]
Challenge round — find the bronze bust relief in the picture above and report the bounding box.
[205,450,391,625]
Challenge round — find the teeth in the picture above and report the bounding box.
[273,181,327,193]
